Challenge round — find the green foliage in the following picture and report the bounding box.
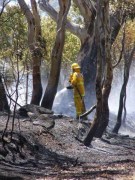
[64,31,80,64]
[41,17,80,68]
[113,20,135,52]
[125,21,135,48]
[41,17,56,66]
[0,5,28,62]
[0,5,80,73]
[110,0,135,20]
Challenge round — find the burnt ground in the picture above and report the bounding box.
[0,114,135,180]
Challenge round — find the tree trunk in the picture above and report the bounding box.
[84,0,113,145]
[95,0,113,138]
[78,9,124,91]
[41,0,71,109]
[0,0,12,112]
[113,45,135,134]
[18,0,43,105]
[0,75,10,112]
[30,0,43,105]
[84,0,103,146]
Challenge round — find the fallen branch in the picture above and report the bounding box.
[6,94,22,108]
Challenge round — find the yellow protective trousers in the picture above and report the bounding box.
[74,96,85,118]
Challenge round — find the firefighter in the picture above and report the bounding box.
[68,63,86,119]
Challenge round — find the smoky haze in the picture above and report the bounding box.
[7,65,135,137]
[53,67,135,137]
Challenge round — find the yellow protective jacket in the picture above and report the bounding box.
[69,69,85,98]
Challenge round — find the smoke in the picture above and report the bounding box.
[108,67,135,137]
[7,63,135,136]
[109,71,135,114]
[53,67,135,137]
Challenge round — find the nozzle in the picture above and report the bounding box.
[66,85,73,89]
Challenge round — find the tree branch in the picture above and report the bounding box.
[73,0,96,27]
[113,23,126,68]
[0,0,11,16]
[38,0,85,39]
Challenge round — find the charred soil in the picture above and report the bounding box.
[0,114,135,180]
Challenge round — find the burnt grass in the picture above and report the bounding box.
[0,114,135,180]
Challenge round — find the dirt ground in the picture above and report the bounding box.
[0,113,135,180]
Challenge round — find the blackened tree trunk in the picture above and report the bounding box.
[113,45,135,134]
[84,0,103,146]
[95,0,113,138]
[84,0,113,145]
[0,76,10,112]
[18,0,43,105]
[0,0,10,112]
[78,8,124,96]
[41,0,71,109]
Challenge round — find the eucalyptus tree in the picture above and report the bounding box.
[18,0,44,105]
[84,0,113,146]
[41,0,71,109]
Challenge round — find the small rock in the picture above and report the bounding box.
[37,114,51,120]
[17,104,54,117]
[28,112,38,119]
[33,119,55,130]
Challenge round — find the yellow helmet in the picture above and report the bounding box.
[71,63,80,70]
